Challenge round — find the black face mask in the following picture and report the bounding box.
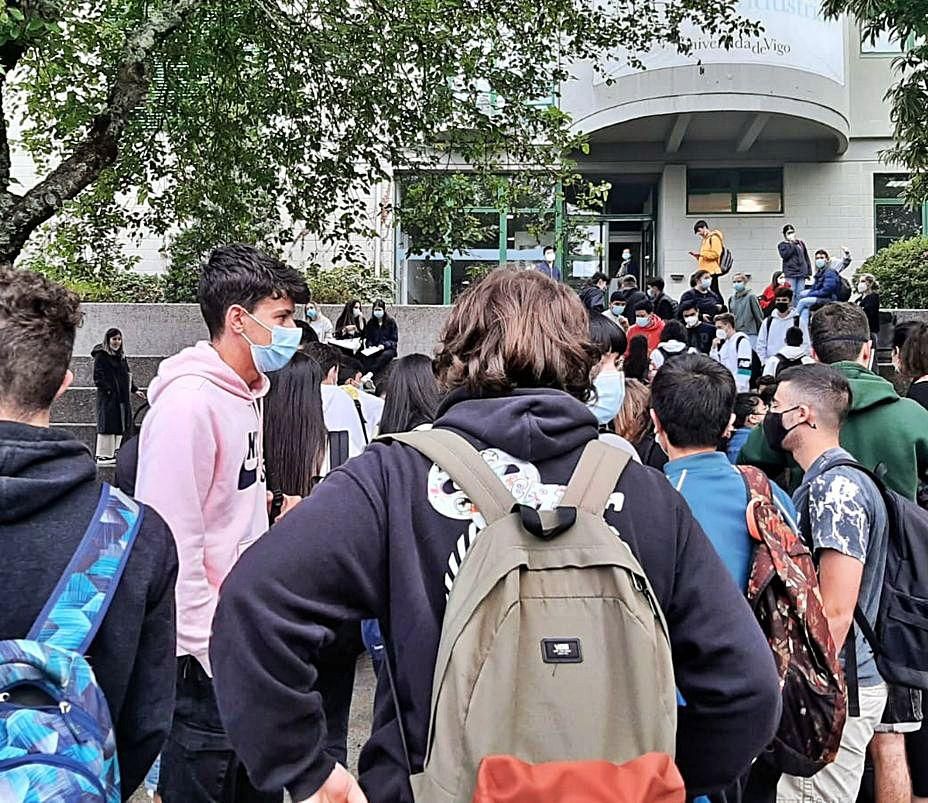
[762,406,808,453]
[775,301,790,312]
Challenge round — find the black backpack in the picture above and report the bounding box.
[836,276,852,302]
[773,354,805,378]
[825,461,928,693]
[656,345,687,364]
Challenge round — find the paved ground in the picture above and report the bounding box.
[129,656,378,801]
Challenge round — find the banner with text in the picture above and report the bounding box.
[597,0,845,86]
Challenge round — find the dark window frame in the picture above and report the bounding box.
[686,167,784,215]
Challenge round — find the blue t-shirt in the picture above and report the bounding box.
[665,451,798,591]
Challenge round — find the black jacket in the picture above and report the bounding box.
[858,293,881,335]
[211,389,780,802]
[619,288,647,313]
[686,321,717,355]
[678,288,724,321]
[580,284,607,313]
[652,292,677,321]
[362,316,399,352]
[0,422,178,798]
[777,239,812,280]
[92,345,136,435]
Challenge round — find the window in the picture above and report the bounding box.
[873,174,927,252]
[687,168,783,215]
[860,27,904,54]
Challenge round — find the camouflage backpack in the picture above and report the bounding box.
[739,466,846,777]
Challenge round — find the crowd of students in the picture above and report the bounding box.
[2,241,928,803]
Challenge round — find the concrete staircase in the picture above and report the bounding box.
[51,355,163,454]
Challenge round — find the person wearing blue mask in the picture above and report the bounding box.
[603,290,629,328]
[135,244,308,803]
[795,247,852,328]
[305,301,334,343]
[361,299,399,382]
[587,315,628,427]
[727,272,764,350]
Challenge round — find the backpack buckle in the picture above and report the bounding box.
[518,505,577,540]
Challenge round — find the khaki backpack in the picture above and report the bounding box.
[382,430,677,803]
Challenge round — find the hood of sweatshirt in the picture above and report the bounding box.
[777,345,808,360]
[0,421,95,523]
[661,339,688,354]
[147,341,269,405]
[435,388,598,464]
[832,360,899,412]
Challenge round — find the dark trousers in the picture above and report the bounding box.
[362,348,397,382]
[159,656,282,803]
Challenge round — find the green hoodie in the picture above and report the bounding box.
[738,361,928,500]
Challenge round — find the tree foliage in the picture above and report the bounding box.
[823,0,928,202]
[1,0,758,273]
[860,236,928,308]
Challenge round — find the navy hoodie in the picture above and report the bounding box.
[0,422,178,798]
[211,389,780,801]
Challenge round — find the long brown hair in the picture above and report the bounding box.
[434,269,596,401]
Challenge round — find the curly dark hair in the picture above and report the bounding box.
[0,267,82,416]
[434,269,596,401]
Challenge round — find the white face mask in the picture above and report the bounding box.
[683,315,699,328]
[715,328,727,341]
[857,282,868,293]
[622,251,631,261]
[544,250,555,264]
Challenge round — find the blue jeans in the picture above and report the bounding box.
[785,276,805,298]
[795,295,818,327]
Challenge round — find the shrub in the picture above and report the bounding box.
[860,236,928,308]
[106,272,165,303]
[307,264,395,304]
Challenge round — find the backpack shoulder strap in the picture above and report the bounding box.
[560,439,633,514]
[28,483,144,654]
[329,430,349,470]
[376,429,515,525]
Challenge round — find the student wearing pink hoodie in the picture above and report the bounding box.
[136,244,308,803]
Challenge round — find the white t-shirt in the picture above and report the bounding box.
[320,385,366,457]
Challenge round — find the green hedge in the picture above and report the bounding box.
[860,236,928,308]
[306,264,395,304]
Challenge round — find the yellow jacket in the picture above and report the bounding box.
[699,230,724,275]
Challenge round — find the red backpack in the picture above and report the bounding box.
[739,466,847,777]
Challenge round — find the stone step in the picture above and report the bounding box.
[51,388,147,425]
[69,355,163,388]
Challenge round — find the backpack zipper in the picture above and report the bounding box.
[0,754,107,798]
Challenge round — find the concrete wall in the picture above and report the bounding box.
[657,153,898,301]
[75,303,450,359]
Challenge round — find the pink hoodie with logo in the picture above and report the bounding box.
[136,341,269,676]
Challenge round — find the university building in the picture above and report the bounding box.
[397,5,928,304]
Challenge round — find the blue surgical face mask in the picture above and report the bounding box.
[306,307,318,320]
[611,304,624,316]
[242,311,301,373]
[589,370,627,425]
[733,281,745,292]
[635,316,649,328]
[373,309,385,319]
[700,278,712,290]
[815,258,827,270]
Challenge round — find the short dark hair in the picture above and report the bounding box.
[589,315,627,357]
[680,300,699,315]
[621,276,638,287]
[694,220,709,233]
[609,291,624,303]
[778,363,852,429]
[661,320,686,342]
[337,356,364,385]
[734,392,761,429]
[809,302,870,364]
[0,268,82,416]
[590,272,608,285]
[652,353,736,448]
[693,269,710,282]
[302,342,340,377]
[782,224,794,237]
[646,277,665,291]
[714,313,735,328]
[198,244,309,339]
[814,249,830,260]
[785,326,805,348]
[542,245,555,254]
[897,321,928,381]
[634,299,653,314]
[774,286,794,302]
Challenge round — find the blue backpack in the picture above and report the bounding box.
[0,484,144,802]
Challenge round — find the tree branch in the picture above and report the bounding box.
[0,0,201,264]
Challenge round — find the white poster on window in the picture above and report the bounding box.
[597,0,845,86]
